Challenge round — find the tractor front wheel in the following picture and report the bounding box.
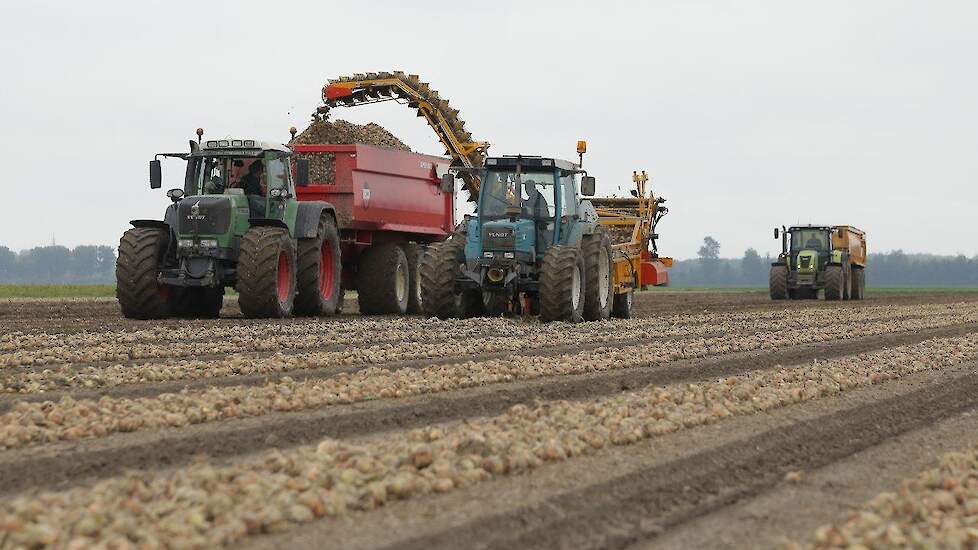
[116,227,171,319]
[582,229,613,321]
[237,227,297,318]
[824,265,844,301]
[769,265,789,300]
[539,245,585,323]
[420,238,465,319]
[295,214,342,316]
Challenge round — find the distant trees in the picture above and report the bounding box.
[0,244,116,283]
[666,237,978,288]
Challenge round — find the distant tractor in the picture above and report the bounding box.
[117,133,454,319]
[769,225,867,301]
[420,142,671,322]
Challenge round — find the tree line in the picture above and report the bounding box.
[0,237,976,287]
[667,237,978,288]
[0,245,116,284]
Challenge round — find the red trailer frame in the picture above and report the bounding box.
[292,143,455,292]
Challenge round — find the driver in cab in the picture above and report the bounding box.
[237,160,265,196]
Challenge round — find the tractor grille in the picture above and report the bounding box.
[482,226,515,250]
[178,197,231,235]
[800,256,812,269]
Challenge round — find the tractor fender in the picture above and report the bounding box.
[295,201,337,239]
[129,219,169,230]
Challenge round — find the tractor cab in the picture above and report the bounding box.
[779,225,833,279]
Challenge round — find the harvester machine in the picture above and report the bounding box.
[317,71,489,203]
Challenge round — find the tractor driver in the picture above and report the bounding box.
[238,160,265,196]
[523,180,549,219]
[805,233,824,249]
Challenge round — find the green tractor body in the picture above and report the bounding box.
[421,153,624,322]
[769,224,867,301]
[117,138,342,319]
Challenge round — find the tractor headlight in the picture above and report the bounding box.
[483,251,494,258]
[503,252,515,259]
[199,239,218,248]
[178,239,193,248]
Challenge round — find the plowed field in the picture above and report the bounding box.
[2,290,977,549]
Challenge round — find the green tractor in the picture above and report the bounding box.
[769,224,867,301]
[420,147,622,322]
[116,134,341,319]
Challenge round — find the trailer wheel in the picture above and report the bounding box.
[852,267,865,300]
[116,227,172,319]
[769,265,789,300]
[420,238,465,319]
[404,242,424,314]
[237,227,297,318]
[168,287,225,319]
[843,264,852,301]
[357,243,410,315]
[295,214,342,316]
[582,229,613,321]
[824,265,844,301]
[539,245,585,323]
[612,289,634,319]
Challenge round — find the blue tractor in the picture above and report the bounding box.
[420,145,617,322]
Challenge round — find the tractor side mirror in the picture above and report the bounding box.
[774,227,779,239]
[295,158,310,187]
[581,176,596,196]
[440,173,455,194]
[150,160,162,189]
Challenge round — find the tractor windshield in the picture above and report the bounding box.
[791,229,830,251]
[480,170,557,219]
[191,153,290,197]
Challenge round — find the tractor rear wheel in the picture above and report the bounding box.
[769,265,789,300]
[237,226,297,318]
[539,245,585,323]
[295,214,342,316]
[116,227,171,319]
[404,242,424,314]
[612,289,634,319]
[358,243,410,315]
[420,238,465,319]
[582,229,613,321]
[824,265,844,301]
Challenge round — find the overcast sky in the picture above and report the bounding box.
[1,0,975,259]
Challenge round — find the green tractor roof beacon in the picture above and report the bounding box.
[116,130,341,319]
[420,141,627,323]
[769,224,867,301]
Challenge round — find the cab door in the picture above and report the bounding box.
[264,152,298,233]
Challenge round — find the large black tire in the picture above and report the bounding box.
[404,242,424,314]
[420,238,465,319]
[769,265,789,300]
[116,227,171,319]
[539,245,585,323]
[294,215,342,316]
[357,243,410,315]
[852,267,865,300]
[824,265,844,301]
[237,227,297,318]
[582,229,613,321]
[843,264,852,301]
[612,289,634,319]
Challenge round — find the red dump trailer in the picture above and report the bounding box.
[292,143,454,314]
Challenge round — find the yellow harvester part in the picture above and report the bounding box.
[590,171,672,292]
[320,71,489,202]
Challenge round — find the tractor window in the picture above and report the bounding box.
[561,174,578,218]
[481,170,556,219]
[265,155,290,193]
[791,230,829,251]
